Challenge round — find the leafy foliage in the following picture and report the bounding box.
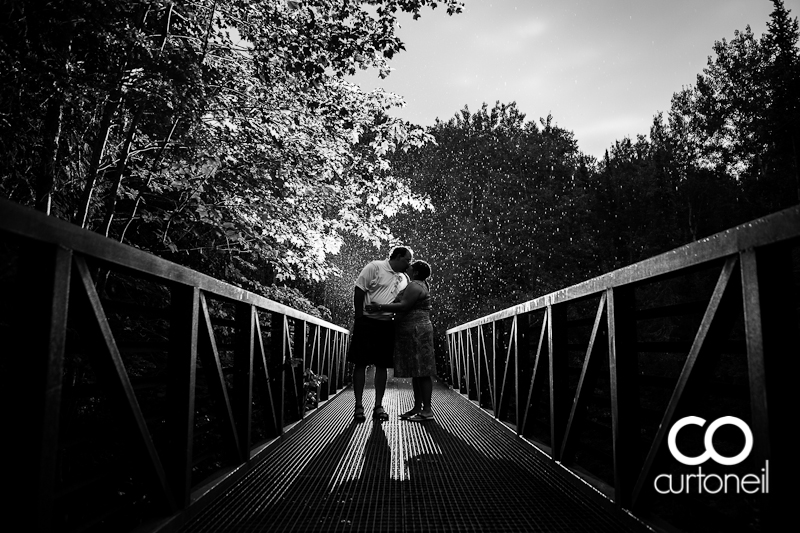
[2,0,796,335]
[664,0,799,220]
[385,102,595,327]
[0,0,463,301]
[322,1,798,333]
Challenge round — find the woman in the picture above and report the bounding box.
[365,260,435,422]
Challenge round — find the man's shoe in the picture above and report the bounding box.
[354,405,366,421]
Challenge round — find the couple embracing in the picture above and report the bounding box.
[348,246,436,423]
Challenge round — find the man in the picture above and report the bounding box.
[349,245,413,421]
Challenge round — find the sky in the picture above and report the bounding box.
[350,0,792,160]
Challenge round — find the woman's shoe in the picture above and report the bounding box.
[373,406,390,421]
[399,408,421,419]
[406,412,434,422]
[354,404,366,421]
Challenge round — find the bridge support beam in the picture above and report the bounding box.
[607,286,641,508]
[166,285,199,508]
[4,243,71,532]
[548,304,569,460]
[741,244,797,531]
[234,303,255,459]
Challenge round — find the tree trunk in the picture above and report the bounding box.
[30,5,72,215]
[75,92,121,228]
[100,106,143,237]
[75,6,151,228]
[35,98,64,215]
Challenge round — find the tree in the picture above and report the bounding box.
[374,102,593,329]
[665,0,799,222]
[0,0,464,290]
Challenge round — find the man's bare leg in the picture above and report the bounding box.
[353,364,366,419]
[374,366,388,410]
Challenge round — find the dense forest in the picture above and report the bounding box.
[317,0,800,334]
[0,0,464,317]
[1,0,798,335]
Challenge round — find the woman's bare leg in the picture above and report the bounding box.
[412,377,423,410]
[419,376,433,415]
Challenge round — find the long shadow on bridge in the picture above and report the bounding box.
[176,372,651,533]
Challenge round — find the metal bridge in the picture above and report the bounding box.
[174,376,647,533]
[1,198,796,533]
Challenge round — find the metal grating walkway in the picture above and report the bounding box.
[177,373,652,533]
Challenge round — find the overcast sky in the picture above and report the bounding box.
[351,0,789,160]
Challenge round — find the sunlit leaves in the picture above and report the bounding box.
[0,0,462,294]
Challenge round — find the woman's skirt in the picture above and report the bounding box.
[393,309,436,378]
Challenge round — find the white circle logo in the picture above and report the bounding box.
[667,416,753,466]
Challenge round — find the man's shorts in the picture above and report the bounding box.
[347,316,395,368]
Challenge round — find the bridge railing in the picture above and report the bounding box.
[0,198,350,532]
[446,205,798,532]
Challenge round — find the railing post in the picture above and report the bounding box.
[448,332,455,388]
[741,245,796,529]
[467,328,478,401]
[548,304,568,460]
[270,313,286,432]
[295,319,308,418]
[327,330,336,393]
[497,317,517,423]
[320,328,330,400]
[342,330,349,387]
[473,328,481,403]
[458,330,467,394]
[340,330,346,391]
[477,326,489,409]
[492,321,502,416]
[4,243,71,531]
[166,284,199,508]
[233,302,255,459]
[606,287,640,507]
[516,313,535,435]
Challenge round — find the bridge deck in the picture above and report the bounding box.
[176,374,651,533]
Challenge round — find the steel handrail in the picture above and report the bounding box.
[446,204,798,531]
[0,198,350,532]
